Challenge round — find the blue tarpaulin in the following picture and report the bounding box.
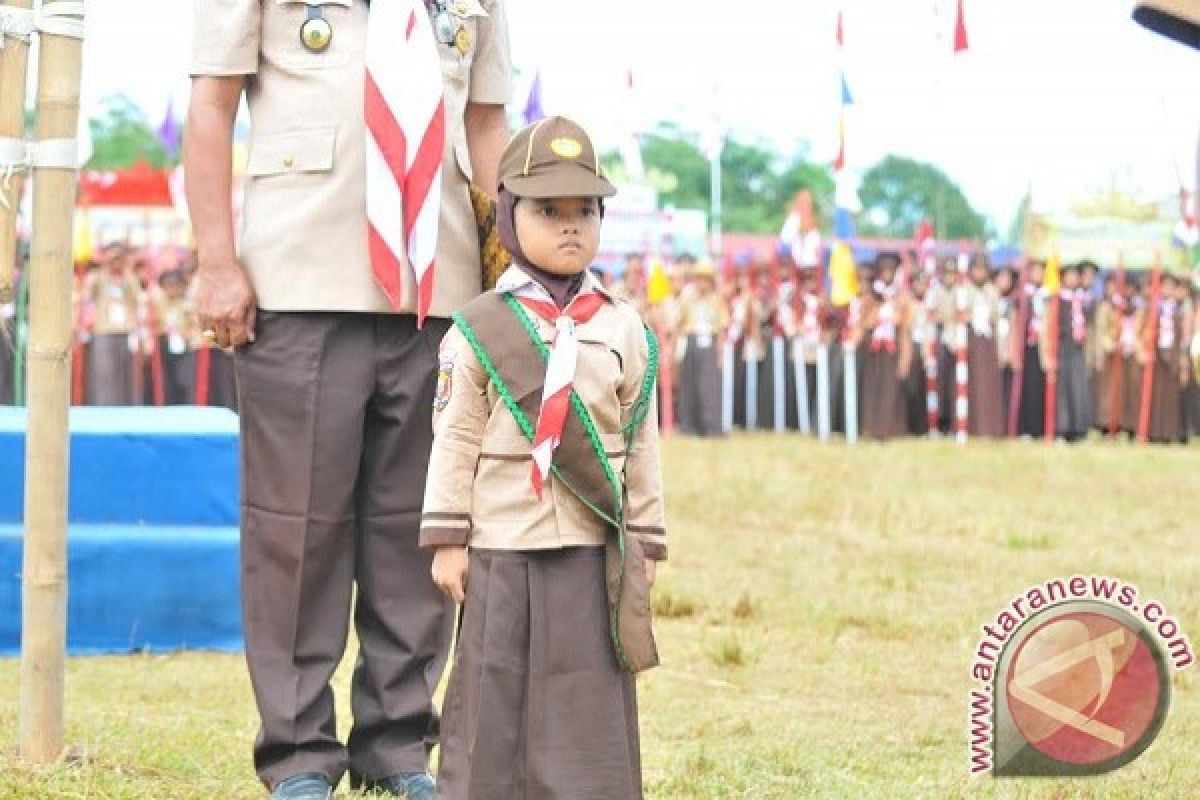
[0,406,242,654]
[0,525,242,654]
[0,406,239,526]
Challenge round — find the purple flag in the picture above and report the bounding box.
[157,99,181,160]
[523,71,545,125]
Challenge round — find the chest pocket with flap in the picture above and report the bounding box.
[246,127,338,178]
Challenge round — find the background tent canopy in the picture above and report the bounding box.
[79,161,173,208]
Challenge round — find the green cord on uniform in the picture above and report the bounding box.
[453,294,660,672]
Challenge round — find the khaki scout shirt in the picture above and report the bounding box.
[88,272,141,336]
[419,268,668,560]
[190,0,512,315]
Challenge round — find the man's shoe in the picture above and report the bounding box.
[366,771,437,799]
[270,772,333,800]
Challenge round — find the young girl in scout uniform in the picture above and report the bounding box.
[420,116,666,800]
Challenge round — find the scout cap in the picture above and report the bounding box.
[498,116,617,199]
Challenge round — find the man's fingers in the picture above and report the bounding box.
[243,304,258,343]
[226,317,252,349]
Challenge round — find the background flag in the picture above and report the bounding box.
[954,0,969,52]
[523,70,545,125]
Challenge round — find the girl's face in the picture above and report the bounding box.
[514,196,601,276]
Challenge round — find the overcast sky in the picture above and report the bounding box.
[68,0,1200,231]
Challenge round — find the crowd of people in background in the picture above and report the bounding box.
[607,250,1200,444]
[2,239,1198,445]
[0,239,236,411]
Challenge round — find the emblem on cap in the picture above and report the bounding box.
[550,137,583,159]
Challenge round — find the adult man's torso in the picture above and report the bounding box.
[191,0,512,315]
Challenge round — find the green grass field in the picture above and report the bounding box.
[2,436,1197,799]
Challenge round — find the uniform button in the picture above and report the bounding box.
[283,156,295,168]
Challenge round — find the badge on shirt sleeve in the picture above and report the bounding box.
[435,348,456,412]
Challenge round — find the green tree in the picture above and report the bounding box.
[857,154,986,240]
[86,95,169,170]
[605,125,834,235]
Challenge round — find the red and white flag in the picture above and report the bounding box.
[365,0,446,327]
[953,0,969,53]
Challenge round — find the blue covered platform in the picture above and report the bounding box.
[0,406,242,655]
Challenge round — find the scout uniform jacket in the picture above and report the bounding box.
[419,268,668,561]
[87,272,141,336]
[190,0,512,315]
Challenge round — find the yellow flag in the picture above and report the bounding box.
[829,241,858,307]
[1043,248,1060,293]
[73,209,94,264]
[646,257,672,305]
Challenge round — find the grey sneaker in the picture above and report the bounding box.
[366,771,437,799]
[271,772,333,800]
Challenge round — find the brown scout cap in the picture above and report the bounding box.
[498,116,617,200]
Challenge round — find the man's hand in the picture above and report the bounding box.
[432,545,470,604]
[195,257,257,350]
[644,559,657,589]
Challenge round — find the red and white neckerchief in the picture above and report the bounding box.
[801,293,821,345]
[1026,283,1043,345]
[496,268,609,500]
[872,278,895,299]
[1158,299,1177,351]
[910,297,932,344]
[842,296,862,346]
[365,0,445,327]
[969,286,993,338]
[1120,309,1138,356]
[870,300,897,353]
[1064,288,1086,344]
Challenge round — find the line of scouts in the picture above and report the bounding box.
[653,255,1199,443]
[0,244,236,410]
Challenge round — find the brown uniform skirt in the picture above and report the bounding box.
[86,332,135,405]
[437,547,642,800]
[859,346,905,439]
[1147,357,1185,443]
[966,332,1005,438]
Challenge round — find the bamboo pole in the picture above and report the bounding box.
[20,1,85,764]
[0,0,35,306]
